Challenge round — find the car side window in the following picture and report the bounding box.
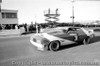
[67,28,75,33]
[62,28,73,34]
[67,28,80,34]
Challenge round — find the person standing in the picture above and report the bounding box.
[35,22,38,33]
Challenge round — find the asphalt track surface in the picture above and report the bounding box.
[0,32,100,66]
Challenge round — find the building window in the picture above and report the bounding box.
[2,12,17,18]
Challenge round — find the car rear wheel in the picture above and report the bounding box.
[49,41,60,51]
[83,37,91,45]
[90,34,95,38]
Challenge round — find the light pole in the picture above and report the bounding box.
[0,3,1,12]
[0,0,2,12]
[0,0,2,30]
[34,16,39,33]
[70,0,75,27]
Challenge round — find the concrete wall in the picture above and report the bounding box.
[0,28,25,36]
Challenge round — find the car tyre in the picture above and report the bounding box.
[90,34,95,38]
[83,37,91,45]
[49,41,60,51]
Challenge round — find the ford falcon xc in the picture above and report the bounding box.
[30,27,95,51]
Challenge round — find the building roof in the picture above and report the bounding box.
[1,9,18,13]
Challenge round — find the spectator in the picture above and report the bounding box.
[24,23,27,32]
[15,25,18,30]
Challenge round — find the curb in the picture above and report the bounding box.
[0,34,20,38]
[0,33,34,38]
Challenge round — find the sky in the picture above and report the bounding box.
[1,0,100,24]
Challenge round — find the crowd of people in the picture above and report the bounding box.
[0,22,100,34]
[0,24,17,30]
[0,23,41,34]
[18,23,42,33]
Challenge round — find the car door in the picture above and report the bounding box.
[76,29,87,42]
[55,28,76,45]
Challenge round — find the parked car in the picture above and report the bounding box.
[30,27,95,51]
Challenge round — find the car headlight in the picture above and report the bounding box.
[32,38,41,43]
[33,38,37,42]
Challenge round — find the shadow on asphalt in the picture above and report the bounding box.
[59,43,82,51]
[21,31,36,35]
[89,36,100,44]
[58,36,100,51]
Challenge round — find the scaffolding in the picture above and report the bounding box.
[44,8,60,25]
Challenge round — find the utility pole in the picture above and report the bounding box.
[71,0,75,27]
[0,3,1,12]
[0,3,1,20]
[34,16,38,33]
[0,0,2,30]
[0,0,2,12]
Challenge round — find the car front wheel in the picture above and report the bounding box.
[49,41,60,51]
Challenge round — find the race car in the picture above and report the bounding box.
[30,27,95,51]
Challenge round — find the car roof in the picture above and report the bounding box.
[42,27,81,33]
[42,27,68,32]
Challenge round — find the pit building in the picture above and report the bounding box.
[0,9,18,30]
